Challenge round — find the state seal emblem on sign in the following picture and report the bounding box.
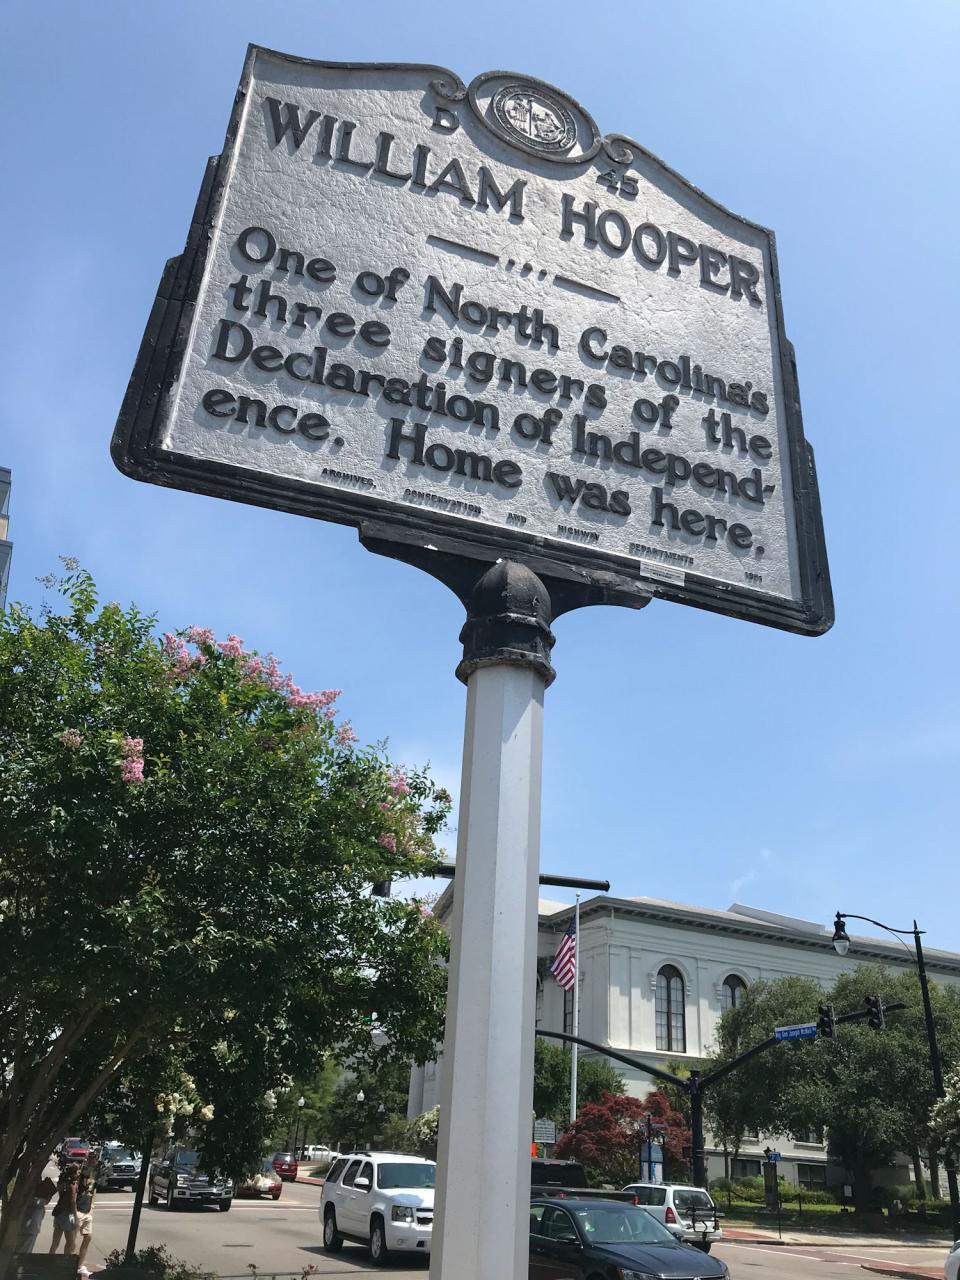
[491,83,576,153]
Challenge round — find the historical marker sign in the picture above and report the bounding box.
[113,46,832,634]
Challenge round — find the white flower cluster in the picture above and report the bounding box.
[153,1074,215,1134]
[931,1068,960,1155]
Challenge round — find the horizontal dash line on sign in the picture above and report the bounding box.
[426,234,499,265]
[552,274,620,303]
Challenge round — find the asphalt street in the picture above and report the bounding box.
[33,1182,952,1279]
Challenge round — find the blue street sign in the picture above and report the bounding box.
[774,1022,818,1041]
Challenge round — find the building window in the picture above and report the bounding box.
[655,965,686,1053]
[742,1128,760,1141]
[793,1126,824,1146]
[721,974,747,1012]
[563,985,573,1034]
[733,1158,761,1179]
[797,1163,827,1190]
[535,975,544,1028]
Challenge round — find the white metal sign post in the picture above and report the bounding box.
[112,47,832,1280]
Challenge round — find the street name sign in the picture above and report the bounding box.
[113,46,832,635]
[774,1022,819,1041]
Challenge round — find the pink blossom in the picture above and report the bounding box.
[263,655,285,690]
[186,626,216,647]
[243,656,264,678]
[336,722,358,746]
[434,788,452,806]
[218,634,245,657]
[121,758,145,784]
[379,801,391,812]
[389,769,410,797]
[378,833,397,853]
[162,633,179,654]
[318,689,340,708]
[122,737,144,759]
[174,651,193,676]
[59,729,83,749]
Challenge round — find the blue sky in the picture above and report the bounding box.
[2,1,958,949]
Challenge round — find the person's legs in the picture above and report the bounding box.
[77,1218,93,1266]
[64,1228,79,1257]
[48,1225,63,1254]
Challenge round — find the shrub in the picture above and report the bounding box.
[710,1177,734,1195]
[791,1186,839,1205]
[102,1245,210,1280]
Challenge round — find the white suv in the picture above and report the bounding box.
[621,1182,722,1252]
[320,1151,435,1263]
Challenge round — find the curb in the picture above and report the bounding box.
[295,1174,325,1185]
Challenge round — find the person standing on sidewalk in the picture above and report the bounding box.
[49,1164,79,1256]
[15,1175,57,1253]
[75,1154,98,1272]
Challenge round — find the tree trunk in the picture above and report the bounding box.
[0,1146,54,1280]
[928,1147,942,1200]
[911,1148,927,1200]
[852,1159,873,1214]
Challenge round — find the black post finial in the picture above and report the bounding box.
[456,559,556,687]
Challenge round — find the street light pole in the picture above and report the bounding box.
[833,911,960,1240]
[293,1096,305,1159]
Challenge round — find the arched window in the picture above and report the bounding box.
[721,974,747,1013]
[655,965,686,1052]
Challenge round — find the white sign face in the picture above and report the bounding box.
[114,48,831,634]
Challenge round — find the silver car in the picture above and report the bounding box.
[621,1182,722,1252]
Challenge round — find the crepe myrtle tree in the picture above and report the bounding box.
[554,1090,691,1187]
[931,1067,960,1162]
[0,564,451,1268]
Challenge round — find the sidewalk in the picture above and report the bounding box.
[725,1225,948,1278]
[724,1225,948,1250]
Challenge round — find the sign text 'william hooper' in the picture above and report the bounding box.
[113,48,832,634]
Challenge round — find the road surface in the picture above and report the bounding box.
[32,1183,951,1278]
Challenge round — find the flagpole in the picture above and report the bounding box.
[569,892,580,1126]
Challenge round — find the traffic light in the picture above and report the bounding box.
[865,993,885,1030]
[371,881,392,898]
[817,1003,836,1038]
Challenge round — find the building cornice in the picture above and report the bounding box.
[539,896,960,977]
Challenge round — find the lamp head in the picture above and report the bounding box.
[356,1089,365,1103]
[832,913,851,957]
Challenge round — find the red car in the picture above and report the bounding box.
[59,1138,91,1166]
[236,1161,282,1200]
[271,1152,298,1182]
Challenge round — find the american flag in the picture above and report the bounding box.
[550,918,577,992]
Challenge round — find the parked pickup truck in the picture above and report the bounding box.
[531,1159,637,1203]
[148,1149,233,1211]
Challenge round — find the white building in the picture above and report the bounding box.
[408,891,960,1189]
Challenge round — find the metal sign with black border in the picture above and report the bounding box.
[113,45,832,635]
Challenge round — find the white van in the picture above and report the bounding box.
[620,1182,722,1252]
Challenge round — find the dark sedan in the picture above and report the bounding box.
[530,1199,730,1279]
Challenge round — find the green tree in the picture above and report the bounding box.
[268,1059,342,1151]
[706,966,960,1211]
[0,567,451,1272]
[325,1056,413,1150]
[533,1039,626,1128]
